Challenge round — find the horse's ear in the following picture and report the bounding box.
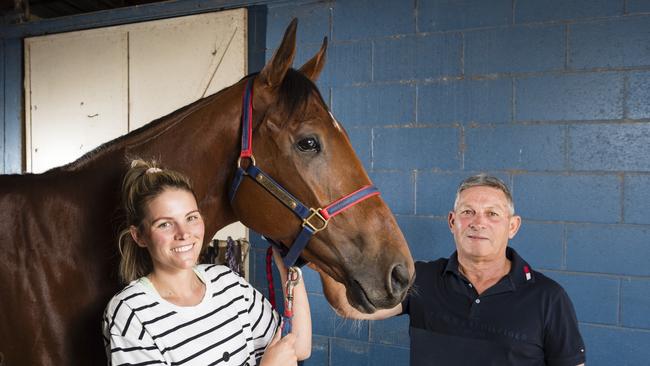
[299,37,328,82]
[258,18,297,88]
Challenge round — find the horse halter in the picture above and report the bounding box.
[228,78,381,268]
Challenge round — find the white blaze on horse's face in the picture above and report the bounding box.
[328,111,343,132]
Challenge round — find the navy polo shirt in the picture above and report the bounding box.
[402,247,585,366]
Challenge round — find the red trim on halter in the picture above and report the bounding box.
[321,185,380,219]
[240,81,254,158]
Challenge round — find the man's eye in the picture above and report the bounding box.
[488,211,499,217]
[461,210,474,216]
[296,137,321,152]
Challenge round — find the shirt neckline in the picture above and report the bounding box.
[138,267,211,312]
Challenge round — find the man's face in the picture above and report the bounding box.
[448,186,521,262]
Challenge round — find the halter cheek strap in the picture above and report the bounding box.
[228,77,381,268]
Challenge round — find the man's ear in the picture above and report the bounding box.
[508,215,522,239]
[129,225,147,248]
[448,211,455,231]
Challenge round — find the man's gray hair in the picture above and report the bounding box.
[453,174,515,215]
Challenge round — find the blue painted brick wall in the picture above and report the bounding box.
[569,16,650,69]
[567,225,650,276]
[419,0,512,32]
[332,0,414,40]
[515,73,625,121]
[465,25,565,75]
[514,174,621,223]
[332,85,415,127]
[515,0,624,23]
[569,123,650,171]
[510,222,565,270]
[464,125,567,171]
[624,174,650,224]
[417,78,512,124]
[253,2,650,364]
[621,278,650,328]
[628,0,650,13]
[373,127,460,170]
[374,33,462,82]
[628,71,650,119]
[581,325,650,365]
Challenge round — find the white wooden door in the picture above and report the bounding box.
[24,8,248,243]
[24,30,128,173]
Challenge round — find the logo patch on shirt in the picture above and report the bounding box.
[524,265,531,281]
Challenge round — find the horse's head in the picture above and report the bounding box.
[231,19,415,313]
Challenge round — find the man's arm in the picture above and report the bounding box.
[317,265,402,320]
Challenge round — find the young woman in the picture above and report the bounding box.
[102,159,310,365]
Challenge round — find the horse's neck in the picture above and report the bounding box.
[134,85,244,230]
[71,83,244,233]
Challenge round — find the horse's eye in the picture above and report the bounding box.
[296,137,321,152]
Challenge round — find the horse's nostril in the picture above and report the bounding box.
[390,263,410,297]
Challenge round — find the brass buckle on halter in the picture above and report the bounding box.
[302,208,329,233]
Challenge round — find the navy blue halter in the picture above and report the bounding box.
[228,78,380,267]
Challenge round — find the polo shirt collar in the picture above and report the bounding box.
[444,247,535,292]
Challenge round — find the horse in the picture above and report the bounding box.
[0,19,415,365]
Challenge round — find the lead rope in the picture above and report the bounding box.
[266,249,302,336]
[265,246,277,309]
[281,267,302,336]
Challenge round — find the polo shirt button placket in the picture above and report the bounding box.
[475,298,481,304]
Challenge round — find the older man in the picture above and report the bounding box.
[318,174,586,366]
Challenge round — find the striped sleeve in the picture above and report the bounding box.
[243,279,280,358]
[103,293,168,366]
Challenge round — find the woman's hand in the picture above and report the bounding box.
[259,326,297,366]
[270,247,312,360]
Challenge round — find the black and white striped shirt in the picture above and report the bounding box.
[102,264,279,366]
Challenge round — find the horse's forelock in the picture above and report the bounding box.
[278,68,327,119]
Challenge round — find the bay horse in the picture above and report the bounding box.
[0,19,414,365]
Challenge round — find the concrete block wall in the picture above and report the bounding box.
[249,1,650,365]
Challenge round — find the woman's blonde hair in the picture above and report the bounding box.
[118,159,196,283]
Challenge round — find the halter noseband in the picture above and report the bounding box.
[228,77,380,267]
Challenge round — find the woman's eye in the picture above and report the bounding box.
[187,215,200,222]
[157,221,171,229]
[296,137,321,152]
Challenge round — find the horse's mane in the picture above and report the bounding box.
[55,69,324,173]
[56,82,241,173]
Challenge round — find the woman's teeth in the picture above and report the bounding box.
[171,243,193,253]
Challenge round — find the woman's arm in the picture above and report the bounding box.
[273,249,312,360]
